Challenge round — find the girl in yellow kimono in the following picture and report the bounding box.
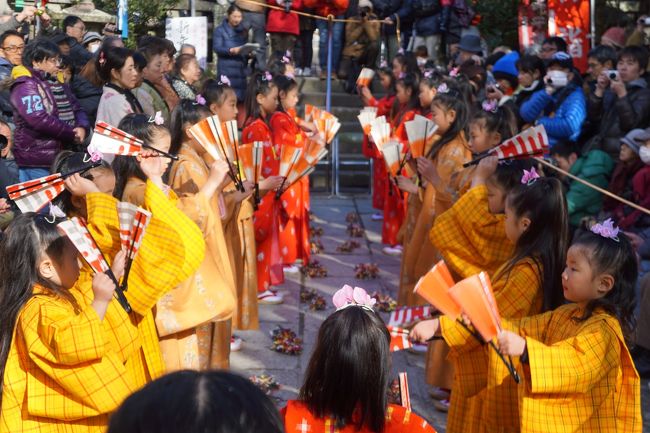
[412,173,570,433]
[0,213,130,433]
[204,79,260,342]
[497,223,641,433]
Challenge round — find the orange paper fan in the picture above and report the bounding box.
[405,115,438,158]
[414,261,460,319]
[447,273,501,342]
[279,146,303,178]
[356,68,375,87]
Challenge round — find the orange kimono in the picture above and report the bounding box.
[243,117,284,293]
[282,401,437,433]
[270,110,311,265]
[365,94,395,211]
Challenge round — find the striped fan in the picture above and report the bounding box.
[398,372,411,411]
[380,140,404,177]
[369,116,390,151]
[358,110,377,135]
[279,146,303,178]
[494,125,548,160]
[356,67,375,87]
[303,138,327,164]
[239,141,264,183]
[92,122,177,160]
[117,202,151,292]
[387,326,413,352]
[405,115,438,158]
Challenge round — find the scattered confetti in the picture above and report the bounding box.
[249,374,280,395]
[347,223,365,237]
[310,225,324,237]
[371,291,397,312]
[336,240,361,253]
[270,326,303,355]
[310,238,324,254]
[354,263,379,280]
[301,260,328,278]
[300,288,327,310]
[345,212,359,223]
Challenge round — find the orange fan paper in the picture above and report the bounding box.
[405,114,438,158]
[239,141,264,183]
[447,272,501,342]
[369,116,390,151]
[380,140,405,177]
[90,122,145,157]
[494,125,548,160]
[356,67,375,87]
[414,260,461,320]
[358,107,378,135]
[305,104,341,144]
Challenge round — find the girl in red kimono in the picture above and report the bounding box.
[270,75,312,272]
[359,67,395,220]
[381,72,419,256]
[242,72,285,305]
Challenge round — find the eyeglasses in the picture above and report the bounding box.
[1,45,24,53]
[73,24,86,32]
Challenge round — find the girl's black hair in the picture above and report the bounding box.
[169,99,211,156]
[244,72,276,124]
[516,54,545,76]
[501,177,569,312]
[107,370,285,433]
[112,114,169,200]
[96,46,135,84]
[50,151,111,215]
[427,88,469,160]
[273,74,299,113]
[420,69,443,89]
[489,159,536,192]
[227,3,243,15]
[300,307,391,432]
[0,213,74,409]
[570,229,637,342]
[390,72,419,124]
[393,52,420,78]
[377,66,396,97]
[132,51,148,72]
[470,103,517,142]
[267,56,290,76]
[23,38,60,67]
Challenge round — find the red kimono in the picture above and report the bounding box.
[282,400,437,433]
[243,117,284,293]
[365,95,394,211]
[381,105,415,246]
[270,110,311,266]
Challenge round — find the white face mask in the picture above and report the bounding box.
[640,145,650,164]
[545,70,569,89]
[89,42,101,53]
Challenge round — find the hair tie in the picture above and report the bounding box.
[332,284,376,312]
[437,83,450,94]
[590,218,620,242]
[423,69,434,79]
[83,149,103,163]
[520,167,540,185]
[148,111,164,125]
[195,94,207,105]
[261,71,273,82]
[481,99,498,113]
[45,204,66,224]
[218,75,231,86]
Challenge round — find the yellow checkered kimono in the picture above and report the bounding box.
[506,304,641,433]
[430,185,514,280]
[440,258,543,433]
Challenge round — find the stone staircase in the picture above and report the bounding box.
[298,77,384,194]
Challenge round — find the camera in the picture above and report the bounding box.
[605,70,619,80]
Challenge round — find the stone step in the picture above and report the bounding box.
[301,92,364,108]
[298,76,384,94]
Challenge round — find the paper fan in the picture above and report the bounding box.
[92,122,177,160]
[447,272,501,342]
[304,139,326,164]
[279,146,303,178]
[398,372,411,411]
[405,115,438,158]
[117,202,151,292]
[380,140,402,177]
[238,143,254,183]
[6,163,100,213]
[361,106,378,115]
[387,326,413,351]
[187,118,221,161]
[325,118,341,144]
[370,116,390,151]
[413,261,461,320]
[358,110,377,135]
[356,68,375,87]
[286,157,312,185]
[494,124,548,160]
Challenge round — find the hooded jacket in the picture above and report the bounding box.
[10,66,89,168]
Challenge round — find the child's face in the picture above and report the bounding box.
[90,166,116,196]
[486,177,506,214]
[418,82,436,109]
[395,82,411,104]
[518,70,538,88]
[212,90,238,122]
[39,238,81,290]
[619,143,638,163]
[562,245,612,304]
[280,87,299,111]
[551,153,576,175]
[152,130,172,174]
[468,119,500,154]
[430,102,455,135]
[392,59,404,78]
[504,198,529,244]
[379,72,391,90]
[258,85,278,117]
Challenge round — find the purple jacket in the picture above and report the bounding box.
[10,66,89,168]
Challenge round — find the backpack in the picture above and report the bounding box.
[410,0,441,17]
[370,0,401,19]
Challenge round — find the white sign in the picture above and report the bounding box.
[165,16,208,68]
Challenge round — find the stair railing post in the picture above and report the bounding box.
[325,15,340,196]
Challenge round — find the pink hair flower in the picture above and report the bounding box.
[423,69,433,79]
[437,83,450,94]
[219,75,231,86]
[591,218,620,241]
[521,167,540,185]
[263,71,273,81]
[449,67,460,77]
[332,284,376,312]
[49,204,66,219]
[481,99,498,113]
[149,111,164,125]
[195,94,206,105]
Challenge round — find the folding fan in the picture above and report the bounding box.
[405,114,438,158]
[238,142,264,184]
[358,110,378,135]
[387,326,413,352]
[303,139,327,164]
[369,116,390,151]
[380,140,404,177]
[388,305,433,327]
[58,217,132,313]
[6,163,101,213]
[117,202,152,292]
[356,67,375,87]
[92,122,178,160]
[398,372,411,411]
[447,272,500,342]
[413,261,461,320]
[276,145,303,198]
[463,125,549,167]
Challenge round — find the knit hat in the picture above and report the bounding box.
[82,32,103,46]
[358,0,373,9]
[621,128,650,155]
[492,51,519,78]
[601,27,626,49]
[458,35,483,55]
[547,51,574,70]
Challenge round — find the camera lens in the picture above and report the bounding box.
[608,71,617,80]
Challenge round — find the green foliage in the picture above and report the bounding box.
[475,0,520,50]
[94,0,177,47]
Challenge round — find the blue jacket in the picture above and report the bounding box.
[213,20,248,102]
[519,84,586,146]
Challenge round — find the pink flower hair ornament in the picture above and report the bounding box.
[423,69,434,79]
[149,111,164,125]
[437,83,450,94]
[218,75,231,86]
[262,71,273,82]
[449,67,460,77]
[195,94,206,105]
[521,167,540,185]
[332,284,377,312]
[591,218,620,241]
[481,99,498,113]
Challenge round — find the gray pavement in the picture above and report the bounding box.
[231,194,650,432]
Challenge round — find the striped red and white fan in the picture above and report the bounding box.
[493,125,548,160]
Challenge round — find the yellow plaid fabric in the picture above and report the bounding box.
[0,285,136,433]
[441,259,543,433]
[506,304,641,433]
[430,185,514,280]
